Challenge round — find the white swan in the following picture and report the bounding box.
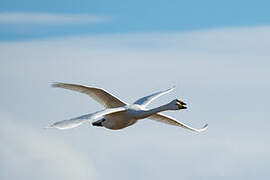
[47,83,208,132]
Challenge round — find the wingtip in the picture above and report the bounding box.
[51,82,62,88]
[43,125,54,129]
[199,123,208,132]
[168,86,176,91]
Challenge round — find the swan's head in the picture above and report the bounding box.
[169,99,187,110]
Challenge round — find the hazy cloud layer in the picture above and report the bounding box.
[0,12,110,25]
[0,26,269,180]
[0,112,97,180]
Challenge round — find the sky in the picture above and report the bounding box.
[1,1,270,180]
[1,0,270,40]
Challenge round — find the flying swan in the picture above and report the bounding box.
[47,83,208,132]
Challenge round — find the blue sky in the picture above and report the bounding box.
[1,0,270,40]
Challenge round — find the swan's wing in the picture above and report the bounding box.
[46,107,126,130]
[148,113,208,132]
[133,87,174,107]
[52,82,126,108]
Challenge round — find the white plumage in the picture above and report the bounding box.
[47,83,208,132]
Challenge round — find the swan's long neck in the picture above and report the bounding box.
[138,103,171,119]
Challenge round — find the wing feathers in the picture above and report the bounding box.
[148,113,208,132]
[52,82,126,108]
[46,107,125,130]
[134,87,174,107]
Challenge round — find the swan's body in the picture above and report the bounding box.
[47,83,208,132]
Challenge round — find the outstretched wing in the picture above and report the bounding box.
[46,107,126,130]
[148,113,208,132]
[52,82,126,108]
[133,87,174,107]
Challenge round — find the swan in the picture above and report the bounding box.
[47,83,208,132]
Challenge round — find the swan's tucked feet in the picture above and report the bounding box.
[92,118,105,127]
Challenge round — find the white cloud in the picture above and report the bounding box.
[0,26,270,180]
[0,112,97,180]
[0,12,110,25]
